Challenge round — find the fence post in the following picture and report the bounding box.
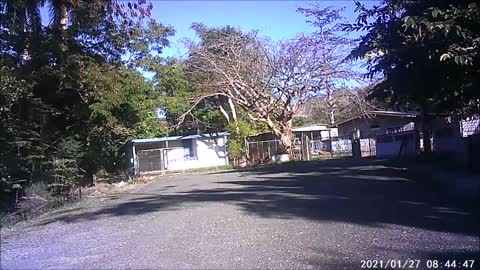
[352,139,361,159]
[244,136,249,161]
[368,138,372,157]
[301,134,311,161]
[267,143,271,160]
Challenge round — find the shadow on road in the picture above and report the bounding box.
[34,159,480,237]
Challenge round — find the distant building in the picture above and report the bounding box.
[330,111,420,139]
[127,132,229,175]
[330,111,421,158]
[292,124,338,140]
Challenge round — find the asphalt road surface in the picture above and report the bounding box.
[1,159,479,269]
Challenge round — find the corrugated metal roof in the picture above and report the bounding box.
[370,111,420,117]
[131,132,230,144]
[330,111,420,127]
[292,125,330,132]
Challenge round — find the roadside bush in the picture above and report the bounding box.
[25,182,51,199]
[226,120,269,163]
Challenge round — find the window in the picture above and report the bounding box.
[182,139,197,160]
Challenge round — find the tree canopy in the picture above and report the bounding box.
[346,0,480,115]
[0,0,174,207]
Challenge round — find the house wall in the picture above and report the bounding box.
[337,116,417,139]
[329,128,338,138]
[166,137,228,171]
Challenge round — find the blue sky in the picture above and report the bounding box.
[40,1,376,58]
[40,0,376,82]
[151,0,369,58]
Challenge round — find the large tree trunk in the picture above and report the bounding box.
[279,130,293,155]
[228,98,240,133]
[17,8,30,63]
[59,2,68,30]
[265,116,292,155]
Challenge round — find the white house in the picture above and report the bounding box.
[127,132,229,175]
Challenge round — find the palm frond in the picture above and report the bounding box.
[48,0,61,26]
[25,0,42,33]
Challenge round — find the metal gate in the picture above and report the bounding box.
[137,148,185,173]
[137,149,166,173]
[246,139,305,163]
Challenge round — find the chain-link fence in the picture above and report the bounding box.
[137,149,165,173]
[137,147,186,173]
[246,137,319,163]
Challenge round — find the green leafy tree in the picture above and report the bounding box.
[77,62,170,173]
[346,0,480,115]
[0,66,40,205]
[226,120,268,162]
[0,0,175,207]
[345,0,480,153]
[151,58,227,134]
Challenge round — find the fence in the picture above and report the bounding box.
[246,139,304,163]
[246,140,283,163]
[137,149,165,172]
[309,140,329,154]
[360,138,376,157]
[137,147,187,174]
[246,136,377,161]
[330,137,353,157]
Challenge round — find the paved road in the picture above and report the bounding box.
[1,159,479,269]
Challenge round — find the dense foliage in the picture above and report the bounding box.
[346,0,480,116]
[0,0,174,209]
[152,59,226,134]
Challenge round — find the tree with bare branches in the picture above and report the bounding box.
[181,26,326,155]
[298,5,367,125]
